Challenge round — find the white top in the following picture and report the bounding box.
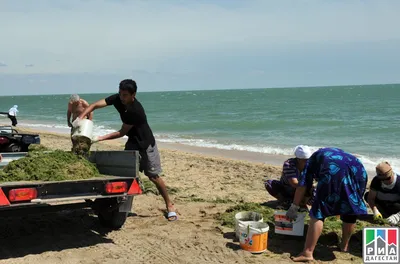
[8,105,18,116]
[294,145,312,159]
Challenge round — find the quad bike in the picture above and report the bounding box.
[0,126,41,152]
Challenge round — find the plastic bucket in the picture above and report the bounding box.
[71,119,93,141]
[235,211,263,239]
[238,221,269,253]
[274,210,306,236]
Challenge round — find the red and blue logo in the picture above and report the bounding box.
[363,227,399,263]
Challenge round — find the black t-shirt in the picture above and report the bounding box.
[370,174,400,202]
[105,93,155,149]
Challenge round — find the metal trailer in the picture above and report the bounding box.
[0,151,143,229]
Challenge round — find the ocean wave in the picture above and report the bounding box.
[155,134,400,174]
[18,122,400,174]
[21,122,128,138]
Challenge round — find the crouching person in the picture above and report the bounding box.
[366,161,400,225]
[264,145,315,209]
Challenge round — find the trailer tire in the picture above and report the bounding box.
[7,143,22,152]
[98,209,128,230]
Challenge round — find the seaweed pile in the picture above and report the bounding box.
[0,150,100,182]
[71,136,92,156]
[217,202,389,237]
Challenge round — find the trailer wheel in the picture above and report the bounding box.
[98,209,128,230]
[7,143,22,152]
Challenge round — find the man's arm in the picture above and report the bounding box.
[67,103,72,127]
[78,99,108,120]
[368,189,383,218]
[367,189,378,210]
[291,158,314,206]
[368,178,380,210]
[96,123,133,142]
[287,178,299,188]
[282,161,299,188]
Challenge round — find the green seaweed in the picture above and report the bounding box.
[0,150,100,182]
[71,136,92,156]
[141,178,179,195]
[28,144,50,152]
[217,202,390,237]
[142,178,157,194]
[322,215,390,236]
[216,202,275,228]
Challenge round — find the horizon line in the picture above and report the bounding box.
[0,82,399,97]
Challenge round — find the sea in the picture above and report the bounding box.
[0,84,399,173]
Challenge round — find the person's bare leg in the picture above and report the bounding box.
[149,176,175,215]
[292,217,323,262]
[340,222,355,252]
[300,196,311,209]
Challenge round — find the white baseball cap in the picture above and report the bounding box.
[294,145,312,159]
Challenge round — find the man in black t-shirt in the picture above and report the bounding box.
[75,79,177,221]
[365,161,400,225]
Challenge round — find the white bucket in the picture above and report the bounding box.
[235,211,263,239]
[238,221,270,253]
[274,210,306,236]
[71,119,94,141]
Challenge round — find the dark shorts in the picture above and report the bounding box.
[265,179,315,206]
[316,215,358,224]
[125,141,162,178]
[8,114,17,126]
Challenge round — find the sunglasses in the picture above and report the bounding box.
[378,174,392,181]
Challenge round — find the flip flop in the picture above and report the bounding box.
[167,211,178,222]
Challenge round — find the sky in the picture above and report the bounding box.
[0,0,400,95]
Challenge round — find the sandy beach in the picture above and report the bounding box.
[0,125,367,263]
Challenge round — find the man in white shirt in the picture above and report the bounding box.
[8,105,18,126]
[67,95,92,128]
[67,94,93,151]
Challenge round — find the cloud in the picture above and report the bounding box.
[0,0,399,94]
[0,62,7,67]
[1,0,399,74]
[25,64,34,68]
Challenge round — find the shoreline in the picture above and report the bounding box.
[2,123,378,177]
[10,123,289,165]
[3,122,289,166]
[157,141,290,167]
[2,118,398,174]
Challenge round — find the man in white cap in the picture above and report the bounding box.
[365,161,400,225]
[265,145,315,209]
[7,105,18,126]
